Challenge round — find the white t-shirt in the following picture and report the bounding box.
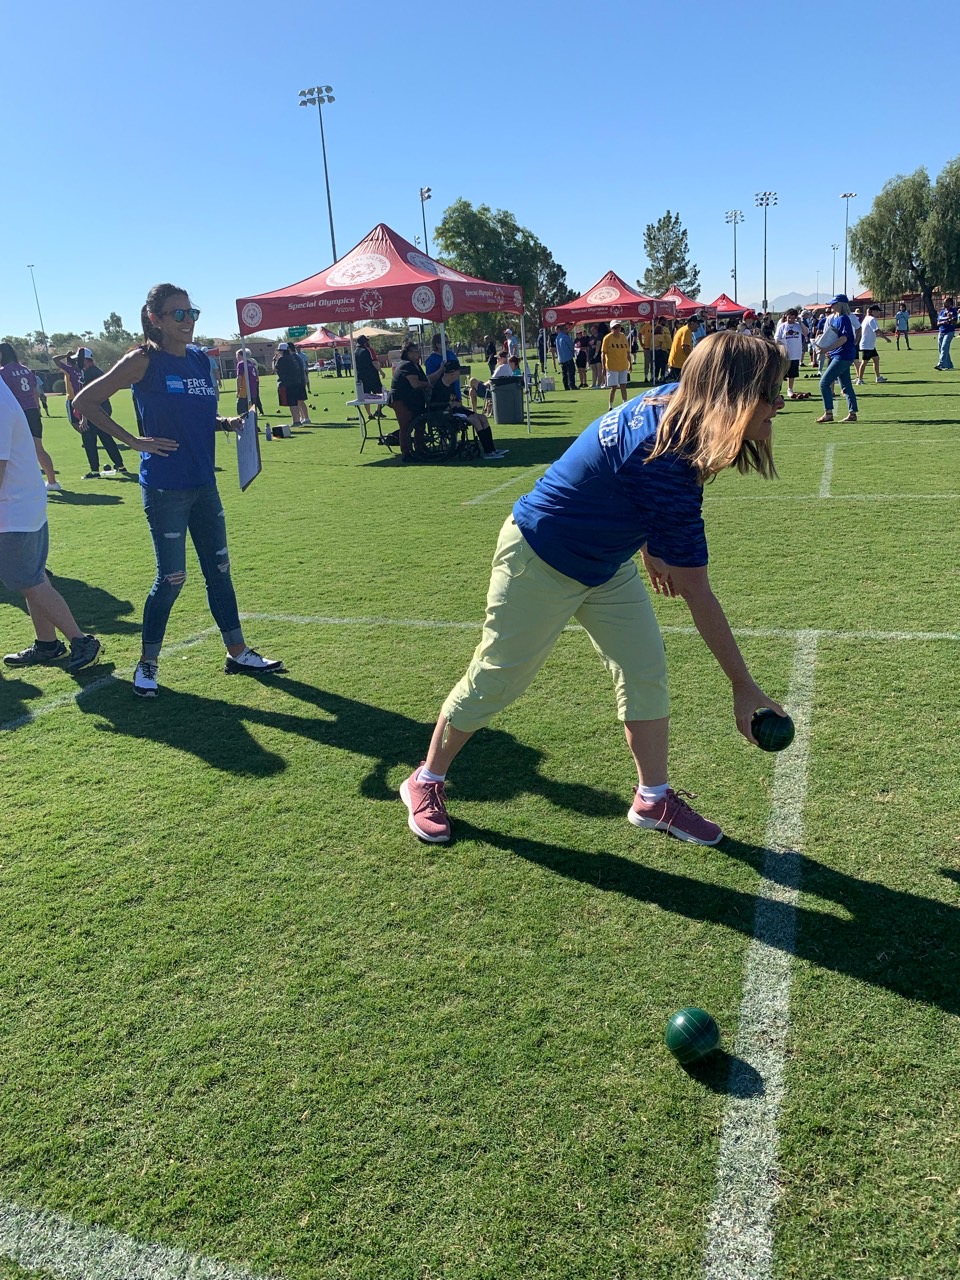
[0,378,47,533]
[851,314,862,337]
[859,315,879,351]
[490,364,515,381]
[774,321,805,361]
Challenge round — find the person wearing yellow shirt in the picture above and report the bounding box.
[666,319,696,380]
[638,320,653,383]
[601,318,633,410]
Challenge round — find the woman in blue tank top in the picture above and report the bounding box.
[72,282,285,698]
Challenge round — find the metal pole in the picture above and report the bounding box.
[733,220,738,303]
[421,200,429,257]
[762,205,768,312]
[317,102,337,262]
[26,265,50,363]
[831,245,839,297]
[844,200,849,295]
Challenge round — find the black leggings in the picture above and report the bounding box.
[80,426,124,471]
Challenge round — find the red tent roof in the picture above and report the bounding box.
[707,293,746,316]
[236,223,523,335]
[543,271,675,326]
[297,327,351,349]
[659,286,717,318]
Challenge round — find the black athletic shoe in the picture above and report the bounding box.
[3,640,68,667]
[224,647,285,676]
[66,634,102,672]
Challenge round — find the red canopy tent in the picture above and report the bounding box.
[542,271,675,327]
[236,223,524,334]
[659,286,717,319]
[297,327,351,349]
[707,293,747,317]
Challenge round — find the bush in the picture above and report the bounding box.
[52,378,65,394]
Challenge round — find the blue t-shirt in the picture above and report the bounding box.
[513,387,707,587]
[132,345,220,489]
[826,314,857,361]
[938,307,957,334]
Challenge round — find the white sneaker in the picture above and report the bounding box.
[133,659,159,697]
[482,449,510,460]
[45,481,63,492]
[854,378,864,385]
[224,646,286,675]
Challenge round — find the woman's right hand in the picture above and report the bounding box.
[138,437,179,455]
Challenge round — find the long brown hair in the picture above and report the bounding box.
[140,282,189,353]
[647,331,787,481]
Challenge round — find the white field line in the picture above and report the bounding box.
[703,630,819,1280]
[462,463,547,506]
[817,444,835,498]
[4,614,960,737]
[0,1198,282,1280]
[0,628,219,733]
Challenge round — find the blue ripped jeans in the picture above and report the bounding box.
[141,483,244,660]
[819,357,858,414]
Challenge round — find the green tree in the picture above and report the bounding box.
[637,211,700,297]
[434,199,576,346]
[100,312,135,343]
[848,164,960,326]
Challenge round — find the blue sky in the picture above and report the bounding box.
[2,1,957,342]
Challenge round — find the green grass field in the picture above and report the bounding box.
[1,341,958,1279]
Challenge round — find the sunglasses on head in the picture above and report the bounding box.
[161,307,201,322]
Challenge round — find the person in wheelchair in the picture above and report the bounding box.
[430,360,508,460]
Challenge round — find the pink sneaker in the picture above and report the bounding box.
[628,788,723,846]
[400,765,451,843]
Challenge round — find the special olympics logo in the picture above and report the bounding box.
[544,309,558,325]
[325,253,391,287]
[441,284,455,312]
[411,285,436,314]
[406,251,466,280]
[513,290,522,308]
[241,302,262,329]
[358,289,384,317]
[638,302,651,316]
[586,285,621,305]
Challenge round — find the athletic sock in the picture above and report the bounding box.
[418,767,446,784]
[638,782,670,803]
[35,638,60,651]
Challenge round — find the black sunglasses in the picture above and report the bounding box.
[161,307,201,322]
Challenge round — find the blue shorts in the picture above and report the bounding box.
[0,522,49,591]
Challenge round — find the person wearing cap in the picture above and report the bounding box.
[399,330,788,848]
[774,309,810,400]
[504,329,520,361]
[737,310,759,338]
[601,318,633,410]
[689,312,707,345]
[816,294,859,424]
[54,348,131,479]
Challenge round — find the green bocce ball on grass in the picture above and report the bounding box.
[664,1007,721,1065]
[751,707,795,752]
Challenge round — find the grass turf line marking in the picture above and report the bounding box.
[0,1198,282,1280]
[0,628,219,733]
[818,443,835,499]
[703,629,819,1280]
[462,463,547,506]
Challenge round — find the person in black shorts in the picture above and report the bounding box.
[274,343,308,425]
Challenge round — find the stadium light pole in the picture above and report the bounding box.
[298,86,337,262]
[831,244,840,296]
[26,264,50,364]
[725,210,744,302]
[419,187,432,257]
[754,192,777,312]
[840,192,857,295]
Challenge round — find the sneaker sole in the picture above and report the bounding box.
[400,779,450,843]
[133,685,158,697]
[3,653,68,667]
[627,808,723,846]
[66,646,102,673]
[224,662,287,676]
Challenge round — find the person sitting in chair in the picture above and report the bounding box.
[431,361,508,460]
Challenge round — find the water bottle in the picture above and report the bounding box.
[265,422,273,441]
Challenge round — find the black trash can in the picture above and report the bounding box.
[489,377,524,425]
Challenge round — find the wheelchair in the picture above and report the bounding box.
[408,408,482,463]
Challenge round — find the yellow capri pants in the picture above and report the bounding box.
[441,517,669,733]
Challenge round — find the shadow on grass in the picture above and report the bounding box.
[0,673,44,725]
[76,675,623,818]
[684,1051,764,1098]
[359,436,570,469]
[47,492,124,506]
[0,574,140,636]
[451,822,960,1017]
